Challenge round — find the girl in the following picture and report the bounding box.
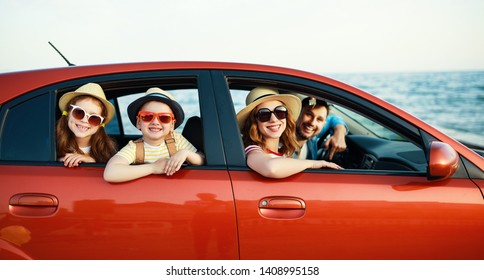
[237,87,342,178]
[56,83,117,167]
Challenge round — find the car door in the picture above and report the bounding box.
[211,70,484,260]
[0,70,238,259]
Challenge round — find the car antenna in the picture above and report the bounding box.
[48,41,75,66]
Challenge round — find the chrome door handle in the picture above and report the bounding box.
[9,193,59,217]
[258,196,306,219]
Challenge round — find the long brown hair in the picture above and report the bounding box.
[56,96,117,163]
[241,102,299,156]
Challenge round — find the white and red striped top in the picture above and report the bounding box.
[244,145,286,158]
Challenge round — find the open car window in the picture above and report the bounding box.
[53,75,205,164]
[228,79,427,173]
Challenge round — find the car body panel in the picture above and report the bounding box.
[230,171,484,259]
[0,166,237,259]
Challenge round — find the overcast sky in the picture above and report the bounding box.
[1,0,483,74]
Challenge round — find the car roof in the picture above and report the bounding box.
[0,61,320,99]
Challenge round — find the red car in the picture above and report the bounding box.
[0,62,483,260]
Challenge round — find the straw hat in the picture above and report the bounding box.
[236,87,301,129]
[127,87,185,129]
[58,83,115,124]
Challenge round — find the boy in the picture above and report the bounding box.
[104,88,204,182]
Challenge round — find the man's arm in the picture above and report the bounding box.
[320,115,348,160]
[324,124,347,160]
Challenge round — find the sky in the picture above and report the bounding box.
[1,0,484,74]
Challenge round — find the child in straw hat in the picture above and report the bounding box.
[237,87,342,178]
[104,87,204,182]
[56,83,117,167]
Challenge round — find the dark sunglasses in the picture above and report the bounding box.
[138,111,175,124]
[255,105,288,122]
[69,105,105,126]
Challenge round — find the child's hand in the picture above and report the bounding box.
[152,158,168,174]
[164,150,189,176]
[61,153,95,167]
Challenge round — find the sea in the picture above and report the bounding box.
[328,71,484,147]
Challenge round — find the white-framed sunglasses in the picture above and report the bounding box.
[66,104,105,126]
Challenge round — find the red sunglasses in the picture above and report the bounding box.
[137,111,175,124]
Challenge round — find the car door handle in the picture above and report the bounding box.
[258,196,306,219]
[9,193,59,217]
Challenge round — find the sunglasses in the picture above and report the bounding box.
[69,105,105,126]
[255,105,288,122]
[138,111,175,124]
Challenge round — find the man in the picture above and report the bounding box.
[295,97,348,160]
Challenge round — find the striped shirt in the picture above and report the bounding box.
[116,132,197,164]
[244,145,286,158]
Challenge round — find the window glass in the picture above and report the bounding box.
[0,93,52,161]
[231,89,249,114]
[334,105,404,141]
[104,99,120,135]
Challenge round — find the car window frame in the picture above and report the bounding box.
[210,69,432,176]
[0,70,226,168]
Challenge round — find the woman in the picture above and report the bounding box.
[237,87,342,178]
[56,82,117,167]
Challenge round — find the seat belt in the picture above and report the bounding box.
[134,133,177,164]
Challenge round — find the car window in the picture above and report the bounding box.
[228,80,426,173]
[104,99,120,135]
[333,105,404,141]
[43,74,206,165]
[0,92,54,161]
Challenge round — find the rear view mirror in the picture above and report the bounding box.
[428,141,459,180]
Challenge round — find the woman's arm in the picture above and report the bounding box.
[246,149,342,179]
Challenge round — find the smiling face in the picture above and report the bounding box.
[67,97,104,147]
[255,100,287,141]
[296,105,328,141]
[136,101,175,146]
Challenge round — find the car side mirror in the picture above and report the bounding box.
[428,141,459,180]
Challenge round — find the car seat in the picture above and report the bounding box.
[182,116,204,152]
